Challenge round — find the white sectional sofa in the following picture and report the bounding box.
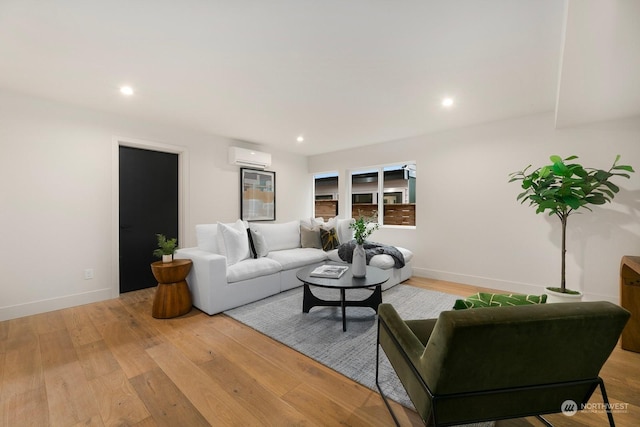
[175,218,413,315]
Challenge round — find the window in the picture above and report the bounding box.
[314,172,339,218]
[351,169,378,219]
[350,163,416,226]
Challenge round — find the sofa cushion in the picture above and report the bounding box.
[226,257,282,283]
[252,220,300,251]
[217,220,251,265]
[453,292,548,310]
[300,225,323,249]
[267,248,328,270]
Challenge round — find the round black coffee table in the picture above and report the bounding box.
[296,263,390,331]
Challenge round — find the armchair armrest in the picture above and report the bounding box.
[174,247,228,315]
[377,303,435,423]
[378,303,428,365]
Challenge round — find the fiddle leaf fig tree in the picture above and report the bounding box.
[509,155,634,294]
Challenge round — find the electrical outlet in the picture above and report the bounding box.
[84,268,94,280]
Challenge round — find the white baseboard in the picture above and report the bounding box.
[412,267,617,303]
[0,288,114,322]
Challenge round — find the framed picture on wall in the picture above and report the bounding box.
[240,168,276,221]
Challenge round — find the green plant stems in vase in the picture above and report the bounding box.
[349,212,380,277]
[509,155,633,294]
[350,212,380,245]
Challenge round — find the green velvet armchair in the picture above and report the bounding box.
[376,301,630,426]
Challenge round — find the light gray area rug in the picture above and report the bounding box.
[225,284,492,426]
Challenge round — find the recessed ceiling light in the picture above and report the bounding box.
[296,135,304,143]
[120,86,134,96]
[442,97,454,108]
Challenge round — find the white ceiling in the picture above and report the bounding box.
[0,0,638,155]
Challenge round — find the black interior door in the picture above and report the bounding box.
[119,146,179,293]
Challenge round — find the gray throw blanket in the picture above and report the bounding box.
[338,240,405,268]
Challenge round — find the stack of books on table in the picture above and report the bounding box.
[310,265,349,278]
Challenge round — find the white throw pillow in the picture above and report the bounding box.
[217,220,251,265]
[321,216,338,230]
[300,217,324,228]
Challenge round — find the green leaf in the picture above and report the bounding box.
[550,155,563,163]
[611,172,631,179]
[585,195,607,205]
[564,155,579,161]
[613,165,634,172]
[563,196,582,210]
[552,161,568,175]
[571,166,588,178]
[603,181,620,193]
[538,200,560,210]
[599,188,614,198]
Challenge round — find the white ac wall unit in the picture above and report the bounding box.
[228,147,272,169]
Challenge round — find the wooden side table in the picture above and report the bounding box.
[150,259,193,319]
[620,256,640,352]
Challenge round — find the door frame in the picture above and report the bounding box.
[111,136,190,298]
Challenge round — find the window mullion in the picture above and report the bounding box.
[377,167,384,225]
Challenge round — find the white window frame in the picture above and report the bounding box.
[347,162,416,228]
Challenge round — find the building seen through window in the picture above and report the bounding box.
[351,164,416,226]
[314,172,339,218]
[313,164,416,226]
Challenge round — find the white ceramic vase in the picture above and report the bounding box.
[162,254,173,263]
[352,244,366,277]
[545,287,583,303]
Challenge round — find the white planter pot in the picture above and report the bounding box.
[352,244,366,277]
[545,288,583,303]
[162,254,173,263]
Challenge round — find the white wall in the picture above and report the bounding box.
[309,112,640,302]
[3,89,638,321]
[0,90,310,321]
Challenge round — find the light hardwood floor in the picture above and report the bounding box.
[1,277,639,426]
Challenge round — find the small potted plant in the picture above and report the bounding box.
[349,212,380,277]
[509,155,633,302]
[153,233,178,263]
